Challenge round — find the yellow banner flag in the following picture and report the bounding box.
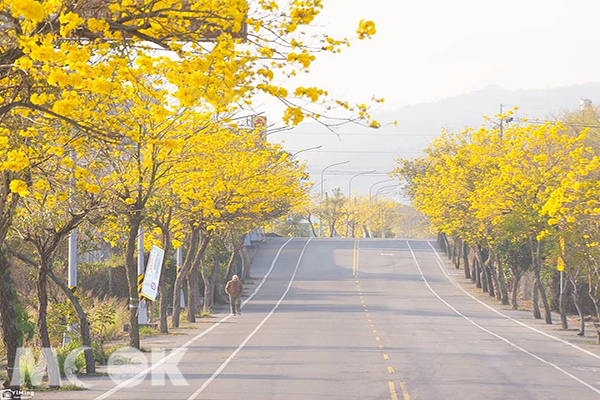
[557,256,565,271]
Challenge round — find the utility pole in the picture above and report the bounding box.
[138,228,148,325]
[499,103,504,138]
[319,160,349,236]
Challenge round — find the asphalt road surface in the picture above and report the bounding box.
[36,238,600,400]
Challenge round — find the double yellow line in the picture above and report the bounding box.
[353,239,360,277]
[389,381,410,400]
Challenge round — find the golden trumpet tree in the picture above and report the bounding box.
[395,117,600,325]
[1,0,379,379]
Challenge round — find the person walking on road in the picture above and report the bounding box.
[225,275,243,315]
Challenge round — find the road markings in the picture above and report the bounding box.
[379,345,384,349]
[399,381,411,400]
[375,336,381,342]
[407,240,600,396]
[187,238,313,400]
[352,239,360,277]
[388,366,395,374]
[389,381,399,400]
[427,241,600,364]
[383,354,389,360]
[95,237,295,400]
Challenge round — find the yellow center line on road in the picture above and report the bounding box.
[388,366,395,374]
[375,336,381,341]
[389,381,399,400]
[383,354,389,360]
[379,344,384,349]
[399,381,411,400]
[352,239,358,277]
[356,239,360,277]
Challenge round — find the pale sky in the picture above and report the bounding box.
[301,0,600,109]
[263,0,600,199]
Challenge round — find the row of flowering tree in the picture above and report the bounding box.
[290,190,430,239]
[393,111,599,339]
[0,0,378,387]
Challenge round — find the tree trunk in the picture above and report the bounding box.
[559,279,571,330]
[362,224,370,238]
[225,247,238,282]
[475,257,482,288]
[511,272,521,310]
[533,280,542,319]
[172,226,206,328]
[438,233,446,252]
[476,247,488,293]
[451,237,458,266]
[187,260,201,322]
[306,215,318,237]
[486,255,497,298]
[444,234,452,260]
[0,252,19,389]
[530,237,552,324]
[485,264,495,297]
[462,241,471,280]
[241,246,251,282]
[225,238,243,282]
[201,255,219,313]
[47,268,95,374]
[125,215,143,349]
[495,254,509,305]
[36,255,52,350]
[588,285,600,344]
[572,281,585,336]
[454,238,461,269]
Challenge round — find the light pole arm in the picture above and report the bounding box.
[348,169,377,198]
[369,178,395,200]
[320,160,350,199]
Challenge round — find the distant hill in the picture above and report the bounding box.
[271,82,600,198]
[374,82,600,134]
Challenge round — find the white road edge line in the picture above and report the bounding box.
[95,237,295,400]
[407,240,600,396]
[426,241,600,363]
[187,237,313,400]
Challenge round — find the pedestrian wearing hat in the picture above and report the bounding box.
[225,275,243,315]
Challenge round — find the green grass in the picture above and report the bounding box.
[139,326,159,338]
[33,384,87,391]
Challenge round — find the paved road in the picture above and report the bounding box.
[37,238,600,399]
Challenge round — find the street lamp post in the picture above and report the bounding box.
[374,184,400,238]
[348,170,377,199]
[319,160,350,236]
[375,184,400,202]
[369,178,395,201]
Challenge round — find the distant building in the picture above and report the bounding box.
[580,98,592,111]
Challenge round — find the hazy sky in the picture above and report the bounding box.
[301,0,600,109]
[265,0,600,199]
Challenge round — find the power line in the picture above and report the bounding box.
[290,150,422,154]
[272,131,439,136]
[514,118,600,128]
